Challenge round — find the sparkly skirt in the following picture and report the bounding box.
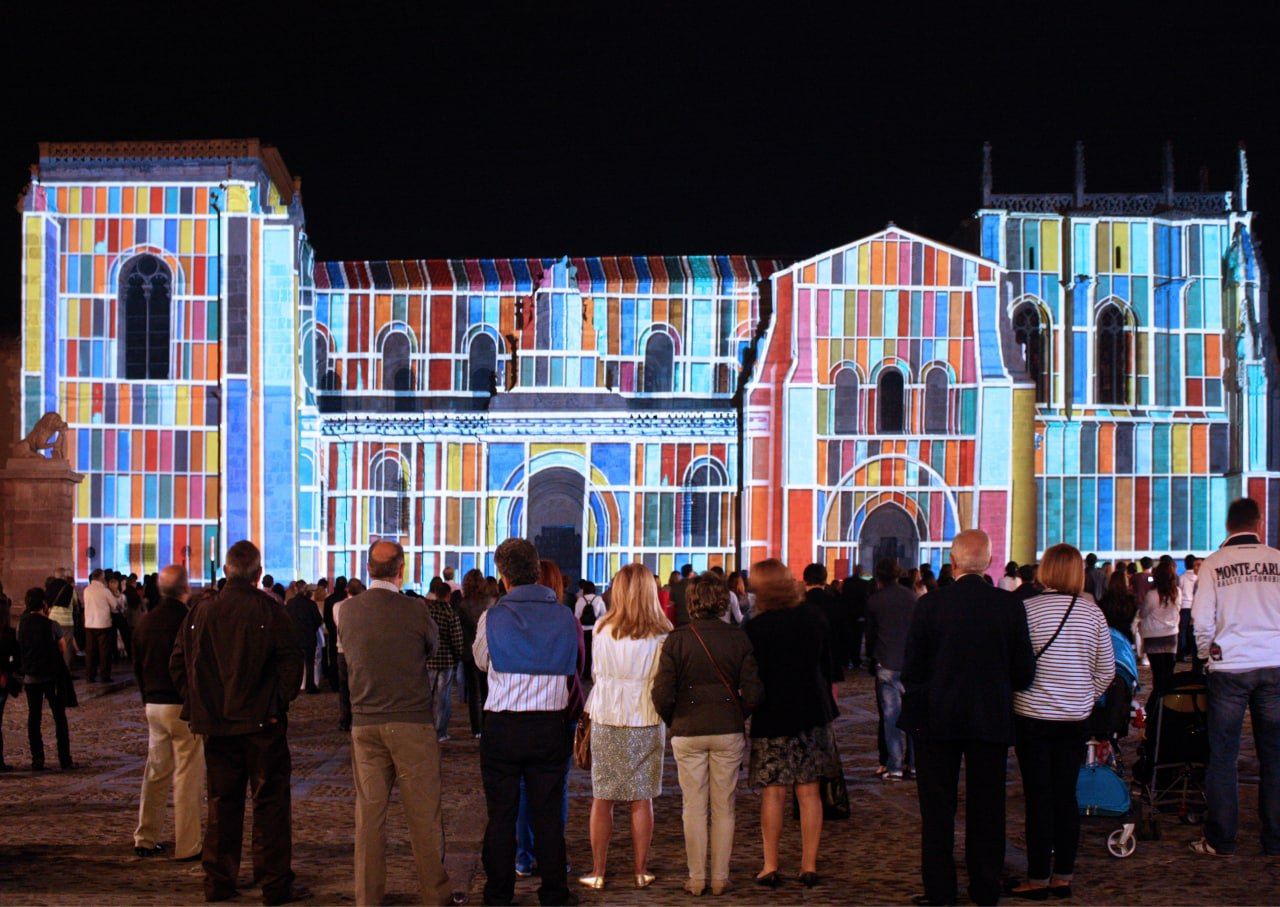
[749,722,840,787]
[590,722,665,801]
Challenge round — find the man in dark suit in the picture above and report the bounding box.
[322,577,347,690]
[284,586,323,694]
[802,563,848,681]
[170,541,306,905]
[900,530,1035,906]
[668,563,695,627]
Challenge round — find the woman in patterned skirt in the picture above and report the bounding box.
[744,559,840,888]
[579,562,672,890]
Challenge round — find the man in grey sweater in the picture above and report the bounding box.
[338,540,463,906]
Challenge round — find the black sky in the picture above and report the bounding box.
[2,2,1278,335]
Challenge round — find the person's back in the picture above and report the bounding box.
[341,586,438,725]
[866,582,917,671]
[1190,498,1280,859]
[745,606,836,738]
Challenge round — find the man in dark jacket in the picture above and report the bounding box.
[900,530,1036,907]
[866,558,918,781]
[170,541,305,905]
[802,563,847,681]
[132,564,204,860]
[669,563,695,627]
[284,587,323,694]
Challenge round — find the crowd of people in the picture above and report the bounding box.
[0,496,1277,906]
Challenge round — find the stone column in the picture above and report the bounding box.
[0,456,84,604]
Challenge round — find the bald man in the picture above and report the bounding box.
[900,530,1036,907]
[132,565,205,860]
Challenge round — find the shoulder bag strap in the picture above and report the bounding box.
[688,623,745,717]
[1035,594,1078,660]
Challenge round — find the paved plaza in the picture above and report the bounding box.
[1,669,1276,905]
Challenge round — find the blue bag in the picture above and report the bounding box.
[1077,763,1130,817]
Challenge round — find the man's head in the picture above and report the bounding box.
[24,587,47,613]
[261,574,274,589]
[346,578,366,597]
[1184,553,1197,570]
[157,564,190,603]
[1226,496,1263,538]
[494,537,540,588]
[1085,553,1097,568]
[224,540,262,584]
[1139,556,1153,571]
[949,529,992,577]
[1017,562,1038,585]
[802,562,828,588]
[874,557,900,588]
[442,566,455,581]
[680,563,694,579]
[89,568,104,583]
[367,540,406,587]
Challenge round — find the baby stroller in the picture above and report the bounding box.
[1077,629,1142,857]
[1131,671,1208,826]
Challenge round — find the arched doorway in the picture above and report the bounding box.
[858,503,918,572]
[527,467,585,594]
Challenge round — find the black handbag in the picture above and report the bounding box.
[791,737,851,821]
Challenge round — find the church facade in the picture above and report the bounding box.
[17,140,1278,584]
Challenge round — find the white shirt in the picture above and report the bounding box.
[1193,533,1280,673]
[721,591,744,624]
[83,580,115,629]
[1178,570,1198,611]
[472,609,570,712]
[998,575,1022,592]
[585,626,666,726]
[1139,588,1181,640]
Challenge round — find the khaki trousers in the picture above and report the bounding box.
[671,732,746,884]
[134,703,205,858]
[351,722,452,906]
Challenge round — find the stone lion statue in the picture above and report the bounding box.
[12,411,68,460]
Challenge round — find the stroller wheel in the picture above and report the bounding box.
[1108,825,1137,858]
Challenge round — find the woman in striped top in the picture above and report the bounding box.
[1009,544,1115,900]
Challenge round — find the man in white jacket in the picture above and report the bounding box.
[1190,497,1280,858]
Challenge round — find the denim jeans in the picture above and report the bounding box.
[877,666,913,773]
[1205,667,1280,855]
[427,667,455,740]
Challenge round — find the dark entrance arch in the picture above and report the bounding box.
[858,503,918,572]
[527,466,585,594]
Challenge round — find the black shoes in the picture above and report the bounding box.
[754,871,783,888]
[134,843,166,858]
[799,872,821,888]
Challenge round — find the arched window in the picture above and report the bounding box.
[120,254,172,379]
[924,368,949,433]
[369,456,409,538]
[1012,302,1049,403]
[642,332,674,393]
[684,460,727,548]
[1096,303,1128,405]
[468,333,498,393]
[382,331,412,391]
[833,369,859,434]
[310,332,329,391]
[877,368,905,433]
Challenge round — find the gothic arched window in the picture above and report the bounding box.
[642,332,675,393]
[382,331,412,391]
[468,333,498,393]
[684,459,728,548]
[877,368,905,433]
[120,254,172,379]
[833,368,859,434]
[310,332,329,391]
[369,456,409,538]
[1096,303,1129,405]
[924,368,949,433]
[1012,302,1049,403]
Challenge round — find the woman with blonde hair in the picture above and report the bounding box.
[1009,543,1114,900]
[743,559,840,888]
[580,563,672,890]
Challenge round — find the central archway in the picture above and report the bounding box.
[527,466,585,594]
[858,503,918,572]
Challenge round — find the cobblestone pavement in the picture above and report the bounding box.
[2,667,1277,905]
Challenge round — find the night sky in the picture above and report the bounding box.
[2,2,1278,336]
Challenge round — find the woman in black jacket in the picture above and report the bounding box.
[18,588,73,771]
[743,559,839,888]
[652,572,763,895]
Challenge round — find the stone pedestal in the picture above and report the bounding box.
[0,455,84,603]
